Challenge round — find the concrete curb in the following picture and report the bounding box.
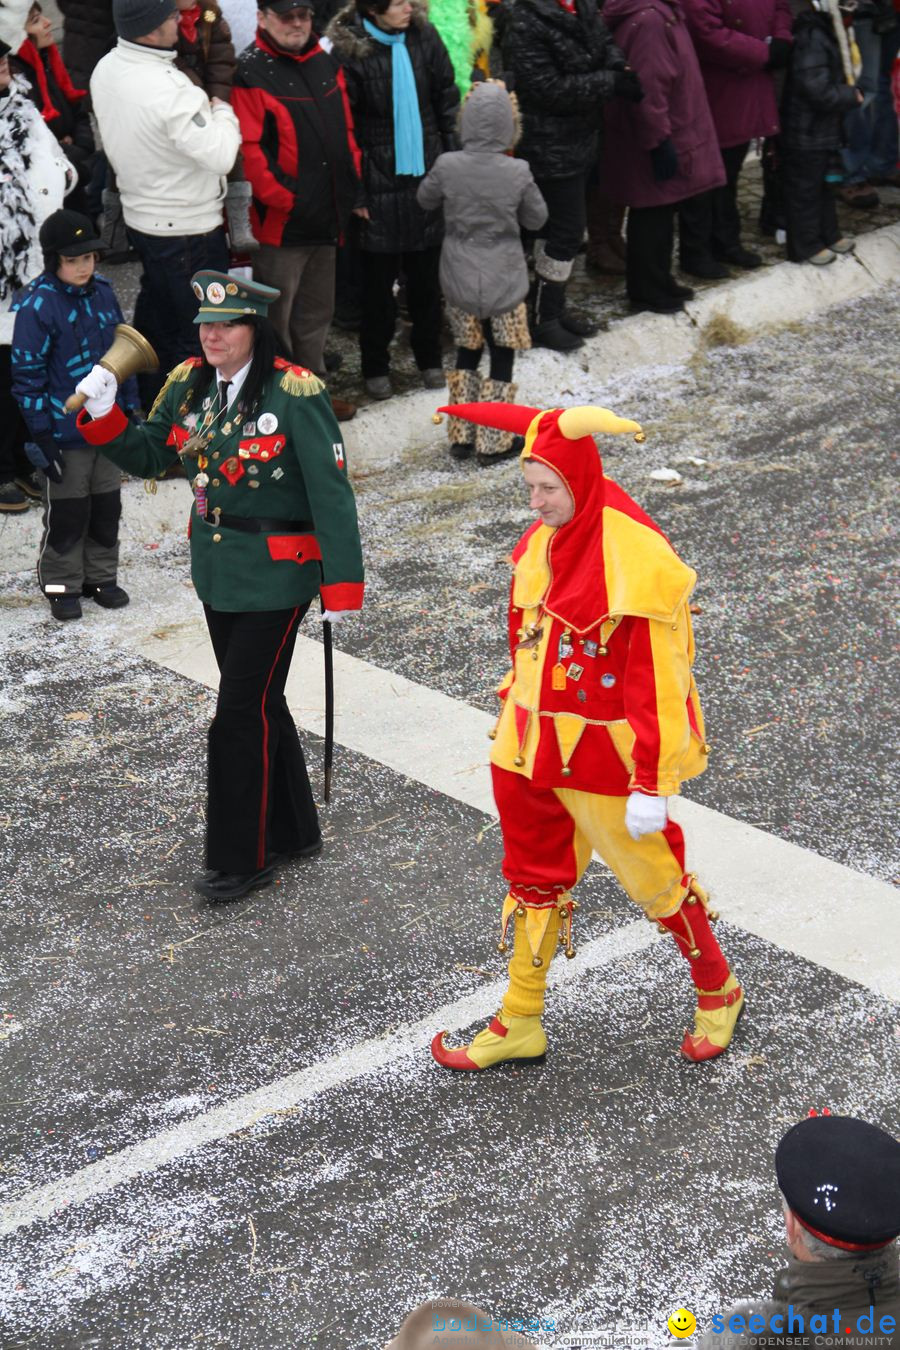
[2,219,897,572]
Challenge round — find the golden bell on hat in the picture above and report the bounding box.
[64,325,159,413]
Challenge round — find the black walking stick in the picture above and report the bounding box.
[322,611,334,803]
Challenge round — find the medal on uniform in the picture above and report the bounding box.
[558,629,573,661]
[567,663,584,681]
[193,471,209,517]
[583,640,598,658]
[551,663,566,691]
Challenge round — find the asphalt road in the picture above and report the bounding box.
[0,289,898,1349]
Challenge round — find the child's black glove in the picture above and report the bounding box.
[25,436,64,484]
[650,138,679,181]
[765,37,791,70]
[613,69,645,102]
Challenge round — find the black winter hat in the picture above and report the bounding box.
[776,1113,900,1250]
[39,210,103,258]
[112,0,176,41]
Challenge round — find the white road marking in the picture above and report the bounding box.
[133,621,899,1002]
[6,609,888,1239]
[0,920,655,1238]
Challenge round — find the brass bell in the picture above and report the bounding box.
[513,754,525,766]
[497,940,508,954]
[571,900,581,911]
[656,921,668,934]
[64,323,159,412]
[633,431,646,443]
[532,956,543,968]
[560,766,572,777]
[701,742,711,754]
[487,728,497,740]
[708,909,720,921]
[432,413,443,424]
[564,946,576,960]
[598,645,608,656]
[685,893,697,905]
[558,931,567,945]
[515,906,526,918]
[690,946,701,959]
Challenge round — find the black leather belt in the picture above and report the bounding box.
[206,512,313,535]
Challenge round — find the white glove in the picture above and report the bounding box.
[76,365,117,418]
[322,609,352,625]
[625,792,668,840]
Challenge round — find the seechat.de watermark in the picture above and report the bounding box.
[704,1305,896,1346]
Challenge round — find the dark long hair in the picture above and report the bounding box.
[185,316,286,419]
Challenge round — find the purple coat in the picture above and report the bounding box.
[682,0,793,146]
[603,0,725,208]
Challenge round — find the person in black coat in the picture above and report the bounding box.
[327,0,459,399]
[499,0,643,350]
[57,0,115,91]
[780,0,862,263]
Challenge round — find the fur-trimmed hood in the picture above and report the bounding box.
[460,78,521,151]
[326,1,429,62]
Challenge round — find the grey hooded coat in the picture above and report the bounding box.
[416,82,547,319]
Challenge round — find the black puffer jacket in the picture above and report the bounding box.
[500,0,626,179]
[326,4,459,253]
[57,0,115,91]
[780,10,859,152]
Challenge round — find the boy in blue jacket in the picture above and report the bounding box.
[12,209,137,620]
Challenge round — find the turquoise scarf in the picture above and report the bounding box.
[363,18,425,176]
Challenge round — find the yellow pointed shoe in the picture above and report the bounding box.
[680,973,744,1063]
[431,1012,547,1071]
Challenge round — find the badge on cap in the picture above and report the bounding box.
[192,281,205,301]
[257,413,278,434]
[206,282,226,305]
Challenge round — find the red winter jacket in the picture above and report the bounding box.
[232,31,362,247]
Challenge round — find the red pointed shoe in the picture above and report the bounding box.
[680,974,744,1063]
[431,1014,546,1071]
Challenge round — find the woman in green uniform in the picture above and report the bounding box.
[75,270,364,900]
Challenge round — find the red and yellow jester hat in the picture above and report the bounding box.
[437,400,693,634]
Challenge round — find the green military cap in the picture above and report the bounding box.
[191,271,281,323]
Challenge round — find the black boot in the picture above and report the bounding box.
[531,277,584,352]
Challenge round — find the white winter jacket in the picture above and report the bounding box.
[90,40,241,236]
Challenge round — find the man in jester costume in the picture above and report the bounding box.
[431,400,744,1071]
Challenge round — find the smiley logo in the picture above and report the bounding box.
[667,1308,697,1339]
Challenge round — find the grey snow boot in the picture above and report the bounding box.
[225,180,258,252]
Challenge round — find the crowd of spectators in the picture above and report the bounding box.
[0,0,898,513]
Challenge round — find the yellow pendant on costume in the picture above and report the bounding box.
[554,713,586,778]
[524,906,554,966]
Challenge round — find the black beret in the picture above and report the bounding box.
[776,1114,900,1249]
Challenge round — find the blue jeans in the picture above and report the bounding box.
[842,18,900,182]
[128,225,229,408]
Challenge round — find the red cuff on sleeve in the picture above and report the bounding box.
[320,581,364,611]
[76,403,128,445]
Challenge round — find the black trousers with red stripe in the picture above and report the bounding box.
[203,604,320,873]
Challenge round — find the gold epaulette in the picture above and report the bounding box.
[278,364,325,397]
[148,358,200,420]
